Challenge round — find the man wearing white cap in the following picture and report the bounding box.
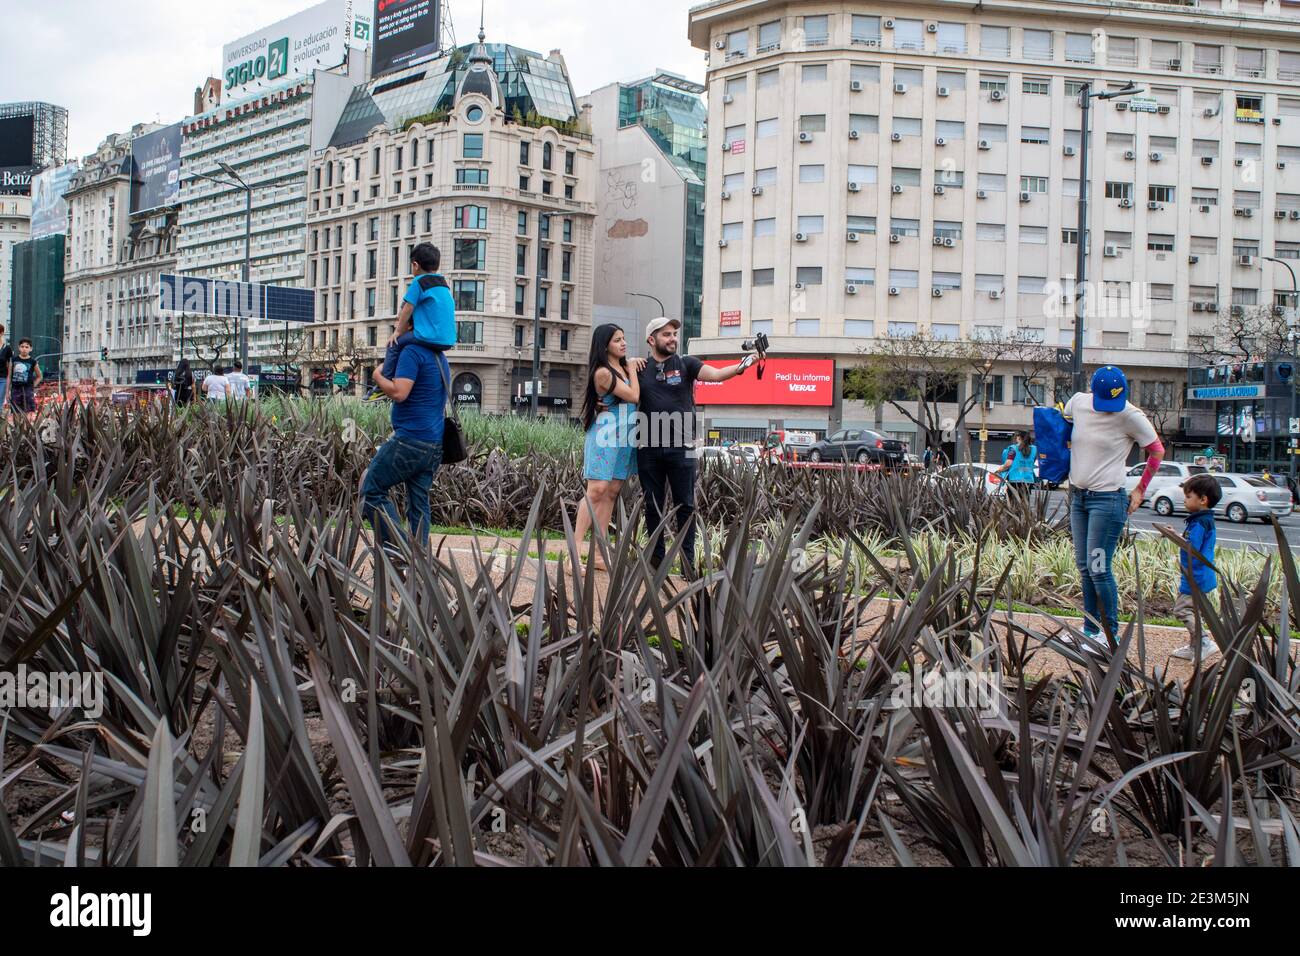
[637,316,756,573]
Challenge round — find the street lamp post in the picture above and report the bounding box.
[1071,82,1143,394]
[188,163,252,368]
[979,361,993,465]
[1260,255,1300,479]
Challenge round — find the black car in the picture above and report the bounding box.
[806,428,907,467]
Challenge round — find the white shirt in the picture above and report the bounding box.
[204,374,230,401]
[227,371,251,399]
[1064,393,1158,491]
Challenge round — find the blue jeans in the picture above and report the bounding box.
[0,379,6,407]
[362,435,443,548]
[381,332,447,380]
[1070,489,1128,638]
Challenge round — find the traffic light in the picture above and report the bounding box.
[100,347,108,361]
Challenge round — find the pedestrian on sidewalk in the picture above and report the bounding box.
[227,361,251,400]
[995,430,1038,498]
[362,337,447,550]
[8,339,42,417]
[1064,365,1164,642]
[1168,474,1220,661]
[635,316,755,574]
[573,323,643,565]
[0,324,11,410]
[172,358,195,408]
[203,365,231,402]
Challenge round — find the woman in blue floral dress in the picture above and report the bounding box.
[574,324,644,561]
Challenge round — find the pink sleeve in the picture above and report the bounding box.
[1135,440,1165,493]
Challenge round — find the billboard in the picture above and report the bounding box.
[0,114,35,194]
[221,0,362,101]
[130,124,182,213]
[695,358,835,407]
[372,0,441,78]
[29,163,78,238]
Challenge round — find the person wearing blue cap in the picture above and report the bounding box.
[1063,365,1164,643]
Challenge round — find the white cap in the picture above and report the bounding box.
[645,316,681,339]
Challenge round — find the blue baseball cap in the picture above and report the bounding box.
[1091,366,1128,412]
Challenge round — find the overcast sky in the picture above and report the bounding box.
[2,0,706,160]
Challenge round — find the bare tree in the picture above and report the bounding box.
[305,336,375,395]
[1134,378,1184,438]
[1000,329,1060,407]
[844,331,1018,453]
[263,323,309,394]
[188,314,236,373]
[1193,305,1289,365]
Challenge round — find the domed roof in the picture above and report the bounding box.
[456,28,500,108]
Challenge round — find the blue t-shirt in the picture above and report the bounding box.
[404,274,456,347]
[390,345,447,443]
[1002,443,1038,483]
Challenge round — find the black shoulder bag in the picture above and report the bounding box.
[436,356,467,464]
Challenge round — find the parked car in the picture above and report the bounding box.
[806,428,907,467]
[698,445,757,470]
[110,384,172,409]
[1147,473,1292,523]
[1124,461,1207,500]
[939,462,1007,496]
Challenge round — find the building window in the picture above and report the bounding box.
[1022,77,1051,96]
[1021,176,1048,194]
[542,180,553,195]
[542,142,553,170]
[721,271,743,289]
[455,238,486,271]
[454,204,487,228]
[456,168,489,185]
[366,288,376,317]
[565,150,574,175]
[520,141,530,165]
[463,133,484,158]
[563,218,572,242]
[1149,184,1175,204]
[517,243,528,275]
[560,289,570,320]
[453,280,485,311]
[456,320,484,345]
[515,285,526,316]
[1105,182,1132,201]
[1020,127,1050,145]
[367,249,377,280]
[519,174,531,191]
[561,249,572,281]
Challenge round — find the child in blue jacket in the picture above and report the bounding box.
[1171,474,1220,660]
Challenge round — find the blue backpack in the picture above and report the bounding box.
[1033,406,1072,484]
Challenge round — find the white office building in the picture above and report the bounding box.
[1,195,31,333]
[688,0,1300,453]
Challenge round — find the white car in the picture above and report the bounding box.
[1147,473,1292,523]
[1125,461,1208,500]
[939,462,1009,495]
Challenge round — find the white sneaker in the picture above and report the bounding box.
[1170,639,1217,660]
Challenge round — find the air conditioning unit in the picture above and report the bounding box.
[721,142,732,152]
[926,22,938,33]
[978,139,991,150]
[1275,118,1284,126]
[846,284,858,295]
[1193,301,1206,312]
[714,39,725,50]
[751,186,763,196]
[1064,146,1076,157]
[990,89,1005,102]
[891,132,903,142]
[849,80,864,94]
[1203,108,1217,118]
[934,185,946,195]
[1201,156,1214,166]
[1116,101,1128,111]
[798,131,814,143]
[722,94,734,105]
[1168,59,1181,70]
[889,233,901,243]
[892,184,904,194]
[888,286,901,296]
[894,83,908,94]
[720,190,731,201]
[1199,204,1212,213]
[883,18,895,29]
[1278,210,1290,219]
[1291,210,1300,220]
[933,235,946,246]
[1280,162,1289,170]
[1150,152,1163,162]
[1240,207,1255,218]
[1189,255,1200,264]
[1234,158,1245,167]
[1239,254,1255,266]
[989,289,1002,300]
[847,232,860,242]
[936,136,947,147]
[1158,105,1171,114]
[1104,243,1119,257]
[1119,198,1133,208]
[717,239,729,248]
[794,232,808,242]
[1206,302,1220,313]
[976,189,988,199]
[1231,305,1245,317]
[848,181,861,192]
[1019,191,1032,202]
[1147,201,1162,210]
[932,287,945,297]
[793,281,805,291]
[1124,150,1136,160]
[938,86,951,97]
[943,237,955,247]
[848,130,863,143]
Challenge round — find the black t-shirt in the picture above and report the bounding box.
[637,354,703,449]
[0,343,11,378]
[10,356,37,386]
